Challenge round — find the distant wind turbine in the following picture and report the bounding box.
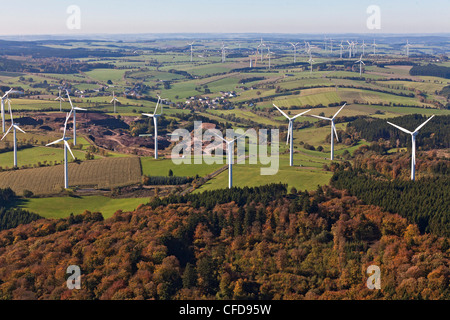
[273,104,311,166]
[372,39,377,55]
[361,40,367,56]
[66,90,87,146]
[339,41,344,59]
[142,96,163,159]
[188,41,195,62]
[387,115,434,181]
[212,131,247,189]
[308,55,314,74]
[308,103,347,160]
[46,110,75,189]
[1,89,21,133]
[55,89,65,112]
[110,91,120,113]
[355,54,365,77]
[1,98,26,168]
[288,42,300,63]
[405,40,412,57]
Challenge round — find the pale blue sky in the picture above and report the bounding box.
[1,0,448,35]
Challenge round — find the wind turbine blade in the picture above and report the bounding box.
[231,131,250,143]
[65,140,75,159]
[273,104,289,119]
[332,103,347,119]
[309,114,332,121]
[211,131,227,143]
[74,107,87,111]
[1,126,12,140]
[291,109,311,120]
[142,113,154,118]
[387,121,413,135]
[414,115,434,133]
[46,138,63,146]
[333,123,339,142]
[13,125,25,134]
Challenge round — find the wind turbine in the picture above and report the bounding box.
[273,104,311,166]
[355,54,365,77]
[46,110,75,189]
[308,55,314,74]
[142,96,163,159]
[288,42,300,63]
[387,115,434,181]
[339,41,344,59]
[221,43,228,63]
[258,38,265,63]
[361,40,367,56]
[188,41,195,62]
[55,89,65,112]
[405,40,412,58]
[372,39,377,55]
[347,41,352,58]
[66,90,86,146]
[110,91,120,113]
[212,131,247,189]
[267,47,274,70]
[1,98,26,168]
[329,39,334,53]
[308,103,347,160]
[1,89,21,133]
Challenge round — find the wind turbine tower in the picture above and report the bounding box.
[66,90,87,146]
[142,96,163,159]
[273,104,311,166]
[308,103,347,160]
[212,132,247,189]
[46,110,75,189]
[1,98,26,168]
[387,115,434,181]
[110,91,120,113]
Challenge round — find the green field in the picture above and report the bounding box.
[21,196,147,219]
[195,156,332,192]
[141,157,225,177]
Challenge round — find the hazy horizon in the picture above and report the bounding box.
[1,0,449,36]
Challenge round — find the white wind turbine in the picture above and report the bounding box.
[188,41,195,62]
[347,40,352,58]
[1,89,21,133]
[258,38,265,63]
[308,103,347,160]
[329,39,334,53]
[288,42,300,63]
[142,96,163,159]
[110,91,120,113]
[405,40,412,58]
[46,110,75,189]
[66,90,87,146]
[212,131,247,189]
[267,47,274,70]
[372,39,377,55]
[361,40,367,56]
[221,43,228,63]
[387,115,434,181]
[339,41,344,59]
[308,54,314,74]
[273,104,311,166]
[355,54,365,76]
[1,98,26,168]
[55,89,65,112]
